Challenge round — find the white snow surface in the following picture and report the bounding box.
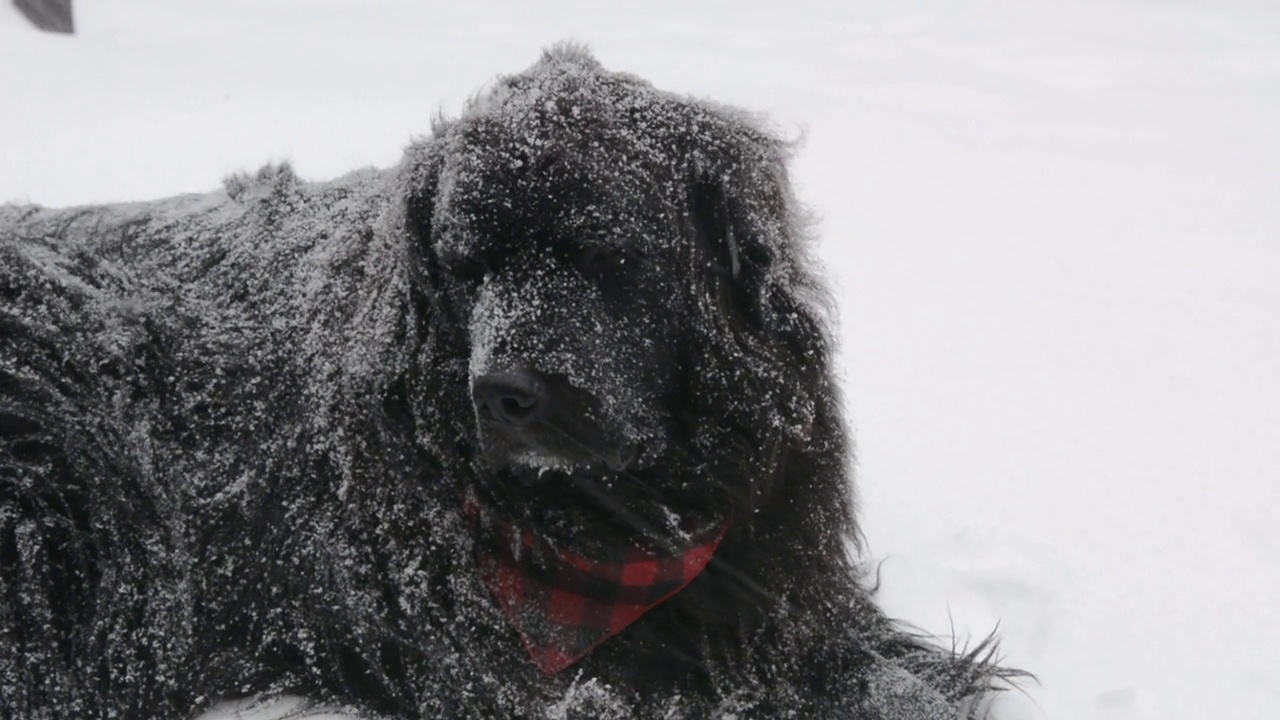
[3,1,1278,718]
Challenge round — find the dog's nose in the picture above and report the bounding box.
[473,370,547,427]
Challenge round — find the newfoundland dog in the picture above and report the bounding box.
[0,45,1015,719]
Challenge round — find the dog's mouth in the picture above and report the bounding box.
[471,445,721,556]
[505,445,639,487]
[467,370,707,553]
[481,445,642,525]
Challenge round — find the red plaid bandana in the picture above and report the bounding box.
[464,495,727,675]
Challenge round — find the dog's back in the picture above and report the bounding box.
[0,165,413,716]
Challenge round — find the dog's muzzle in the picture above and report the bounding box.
[472,368,639,484]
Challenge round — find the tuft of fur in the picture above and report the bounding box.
[0,46,1020,719]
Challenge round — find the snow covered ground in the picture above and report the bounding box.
[3,1,1277,718]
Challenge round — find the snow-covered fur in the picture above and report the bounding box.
[0,45,1016,719]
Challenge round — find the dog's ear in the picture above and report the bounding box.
[689,178,758,332]
[393,134,448,247]
[386,131,460,318]
[686,120,823,445]
[383,131,479,454]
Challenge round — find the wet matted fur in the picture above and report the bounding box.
[0,46,1018,719]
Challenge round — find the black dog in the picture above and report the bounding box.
[0,45,1015,719]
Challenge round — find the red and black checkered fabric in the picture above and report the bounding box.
[465,496,726,675]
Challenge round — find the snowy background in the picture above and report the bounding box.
[2,1,1278,718]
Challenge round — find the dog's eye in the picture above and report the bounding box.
[576,247,632,280]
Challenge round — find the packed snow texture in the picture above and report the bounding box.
[2,1,1277,719]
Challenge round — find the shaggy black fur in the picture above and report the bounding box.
[0,46,1016,719]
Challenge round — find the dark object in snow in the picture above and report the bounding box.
[0,44,1024,719]
[12,0,73,34]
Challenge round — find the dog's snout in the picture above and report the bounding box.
[474,371,547,427]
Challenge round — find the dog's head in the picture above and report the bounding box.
[393,45,834,555]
